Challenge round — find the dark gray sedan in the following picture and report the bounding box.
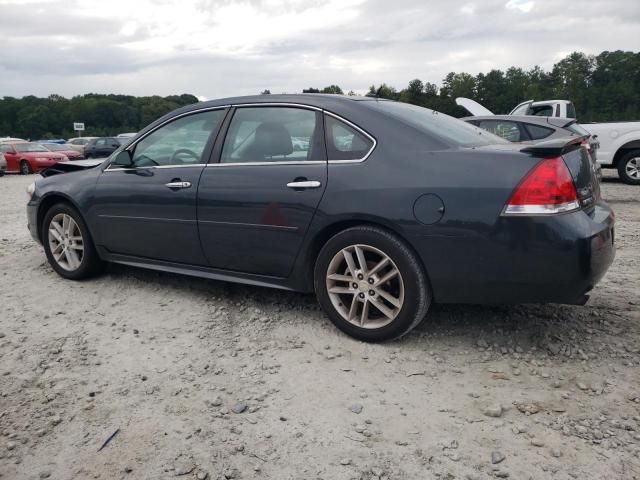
[26,95,615,341]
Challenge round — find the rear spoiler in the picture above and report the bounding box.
[520,136,588,158]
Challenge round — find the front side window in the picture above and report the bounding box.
[477,120,522,142]
[131,109,224,167]
[325,115,374,160]
[95,139,106,147]
[524,123,554,140]
[221,107,323,163]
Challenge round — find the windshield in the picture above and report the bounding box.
[15,143,49,153]
[367,101,507,147]
[567,123,590,136]
[43,144,67,151]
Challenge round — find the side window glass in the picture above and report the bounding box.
[478,120,521,142]
[0,145,11,153]
[324,115,374,160]
[96,139,106,147]
[525,124,554,140]
[220,107,322,163]
[131,109,223,167]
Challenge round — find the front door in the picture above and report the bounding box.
[198,105,327,277]
[91,108,226,265]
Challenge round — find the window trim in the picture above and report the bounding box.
[211,104,326,167]
[105,102,377,171]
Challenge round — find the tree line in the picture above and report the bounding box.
[1,50,638,139]
[0,94,199,140]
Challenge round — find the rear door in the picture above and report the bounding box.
[197,105,327,277]
[91,108,226,265]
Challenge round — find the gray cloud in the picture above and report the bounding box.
[0,0,639,98]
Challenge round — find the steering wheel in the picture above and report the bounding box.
[170,148,199,164]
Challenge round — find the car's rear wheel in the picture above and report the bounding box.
[20,160,33,175]
[42,203,104,279]
[314,226,431,342]
[618,150,640,185]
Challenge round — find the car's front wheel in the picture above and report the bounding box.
[618,150,640,185]
[314,226,431,342]
[20,160,33,175]
[42,203,104,279]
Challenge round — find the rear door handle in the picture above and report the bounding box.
[286,180,321,189]
[165,181,191,189]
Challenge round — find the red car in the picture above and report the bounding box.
[0,143,68,174]
[41,143,85,160]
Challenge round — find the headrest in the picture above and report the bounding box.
[253,122,293,158]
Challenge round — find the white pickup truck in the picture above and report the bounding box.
[457,98,640,185]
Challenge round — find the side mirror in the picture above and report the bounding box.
[112,150,134,168]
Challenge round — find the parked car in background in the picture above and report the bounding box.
[1,137,27,144]
[462,115,601,178]
[66,137,97,153]
[117,132,137,138]
[83,137,122,158]
[41,143,84,160]
[0,142,67,174]
[36,139,67,145]
[457,97,640,185]
[0,152,6,176]
[27,95,614,342]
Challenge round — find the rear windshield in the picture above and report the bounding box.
[567,123,590,136]
[366,101,507,147]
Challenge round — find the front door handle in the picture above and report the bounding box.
[165,181,192,189]
[286,180,321,189]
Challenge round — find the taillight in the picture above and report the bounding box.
[503,157,580,215]
[581,140,591,151]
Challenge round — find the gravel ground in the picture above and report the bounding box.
[0,171,639,480]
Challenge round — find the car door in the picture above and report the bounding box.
[197,105,327,277]
[0,144,18,172]
[91,108,227,265]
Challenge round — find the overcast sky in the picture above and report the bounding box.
[1,0,639,99]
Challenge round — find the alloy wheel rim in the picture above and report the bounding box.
[48,213,84,271]
[326,244,404,329]
[626,157,640,179]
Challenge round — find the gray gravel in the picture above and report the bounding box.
[0,171,639,479]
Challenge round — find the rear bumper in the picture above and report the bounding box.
[413,201,616,305]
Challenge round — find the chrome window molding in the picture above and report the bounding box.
[207,160,325,167]
[231,102,322,111]
[105,163,206,172]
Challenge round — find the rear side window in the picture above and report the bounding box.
[325,115,374,160]
[524,123,554,140]
[221,107,323,163]
[566,103,577,119]
[477,120,522,142]
[367,101,507,147]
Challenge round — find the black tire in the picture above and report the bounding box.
[314,225,431,342]
[42,203,105,280]
[617,150,640,185]
[20,160,33,175]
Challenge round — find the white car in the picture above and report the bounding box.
[457,97,640,185]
